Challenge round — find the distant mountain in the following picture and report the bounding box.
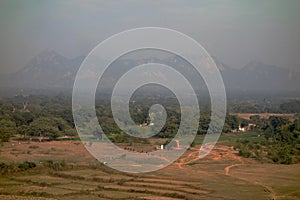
[1,50,299,93]
[221,60,299,92]
[6,49,83,89]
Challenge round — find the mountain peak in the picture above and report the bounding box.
[34,49,66,62]
[9,49,82,88]
[244,60,284,70]
[243,60,267,71]
[40,48,57,55]
[16,49,72,80]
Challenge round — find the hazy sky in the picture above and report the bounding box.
[0,0,300,73]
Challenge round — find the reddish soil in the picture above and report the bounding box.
[0,140,94,163]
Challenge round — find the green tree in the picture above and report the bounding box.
[29,117,59,140]
[0,117,16,142]
[226,115,240,130]
[17,125,30,139]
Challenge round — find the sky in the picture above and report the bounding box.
[0,0,300,73]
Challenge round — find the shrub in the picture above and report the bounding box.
[238,145,251,158]
[44,160,66,171]
[29,145,39,149]
[254,149,263,161]
[0,162,8,169]
[18,161,36,171]
[268,144,295,164]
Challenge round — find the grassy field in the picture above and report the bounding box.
[0,134,299,200]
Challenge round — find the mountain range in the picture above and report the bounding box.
[1,49,299,94]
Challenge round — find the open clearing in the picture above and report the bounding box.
[0,138,299,200]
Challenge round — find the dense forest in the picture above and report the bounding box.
[0,93,299,164]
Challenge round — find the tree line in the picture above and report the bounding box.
[0,94,299,164]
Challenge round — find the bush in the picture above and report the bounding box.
[18,161,36,171]
[29,145,39,149]
[0,133,11,142]
[1,161,37,174]
[268,145,295,164]
[254,149,263,161]
[0,162,8,169]
[44,160,66,171]
[238,145,251,158]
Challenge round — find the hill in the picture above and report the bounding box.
[1,50,299,93]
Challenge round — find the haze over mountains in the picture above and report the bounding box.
[1,49,299,94]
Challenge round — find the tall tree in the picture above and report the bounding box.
[0,117,16,142]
